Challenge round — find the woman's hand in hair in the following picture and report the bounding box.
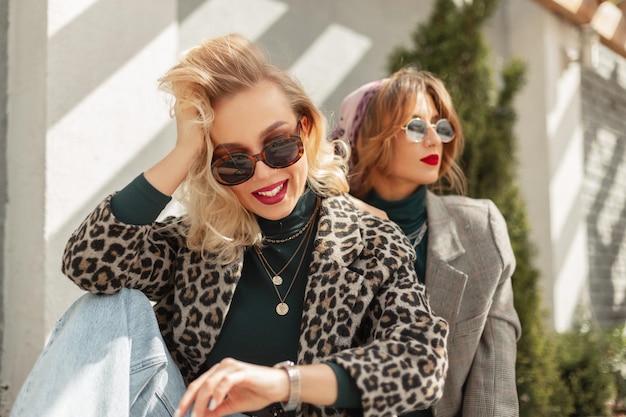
[175,104,207,157]
[143,105,206,196]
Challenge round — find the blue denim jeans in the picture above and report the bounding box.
[9,289,190,417]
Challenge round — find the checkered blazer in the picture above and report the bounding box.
[425,192,521,417]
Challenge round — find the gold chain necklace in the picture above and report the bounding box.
[256,216,314,286]
[263,198,320,244]
[255,205,317,315]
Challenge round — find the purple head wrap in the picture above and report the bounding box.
[330,79,387,169]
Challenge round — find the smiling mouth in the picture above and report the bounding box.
[257,183,284,197]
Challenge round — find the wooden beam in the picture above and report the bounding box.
[592,2,626,59]
[533,0,599,24]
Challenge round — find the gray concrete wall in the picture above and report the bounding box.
[0,0,7,406]
[2,0,48,414]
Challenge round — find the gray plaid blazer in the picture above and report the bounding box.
[425,192,521,417]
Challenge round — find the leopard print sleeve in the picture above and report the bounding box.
[62,195,184,300]
[311,204,449,417]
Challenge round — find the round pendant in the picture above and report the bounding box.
[276,302,289,316]
[272,275,283,286]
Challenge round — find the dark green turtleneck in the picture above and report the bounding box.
[204,188,319,370]
[364,185,428,283]
[111,174,361,408]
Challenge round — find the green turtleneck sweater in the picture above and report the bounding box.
[363,185,432,417]
[364,185,428,283]
[110,174,360,409]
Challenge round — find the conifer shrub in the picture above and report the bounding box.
[557,324,626,416]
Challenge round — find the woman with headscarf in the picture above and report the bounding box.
[332,67,521,417]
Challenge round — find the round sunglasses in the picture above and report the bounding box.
[211,135,304,186]
[401,118,456,144]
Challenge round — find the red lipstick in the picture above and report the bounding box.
[253,180,288,205]
[421,154,439,166]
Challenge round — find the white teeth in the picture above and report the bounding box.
[257,183,283,197]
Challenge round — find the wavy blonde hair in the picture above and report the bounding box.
[351,67,466,198]
[158,34,348,264]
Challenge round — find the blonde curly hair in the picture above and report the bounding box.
[158,34,348,264]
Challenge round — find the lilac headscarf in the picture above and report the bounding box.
[330,79,388,169]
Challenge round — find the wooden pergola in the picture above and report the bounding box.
[534,0,626,58]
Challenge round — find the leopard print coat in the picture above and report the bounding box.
[62,194,449,417]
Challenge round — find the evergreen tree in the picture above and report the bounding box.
[387,0,564,415]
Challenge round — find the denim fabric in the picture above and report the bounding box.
[9,289,188,417]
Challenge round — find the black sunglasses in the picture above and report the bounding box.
[211,132,304,186]
[401,118,455,144]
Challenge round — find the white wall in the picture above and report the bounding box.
[492,1,594,331]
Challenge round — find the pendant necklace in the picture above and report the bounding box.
[255,199,318,315]
[258,197,320,285]
[257,217,313,286]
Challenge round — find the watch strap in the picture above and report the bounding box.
[273,360,301,411]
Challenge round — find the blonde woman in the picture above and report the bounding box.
[10,36,448,417]
[332,67,521,417]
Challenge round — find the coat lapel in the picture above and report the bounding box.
[424,192,468,330]
[298,195,366,361]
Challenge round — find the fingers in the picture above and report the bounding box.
[176,364,216,417]
[175,358,291,417]
[192,368,237,416]
[174,104,206,156]
[176,358,243,417]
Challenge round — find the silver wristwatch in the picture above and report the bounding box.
[273,360,301,411]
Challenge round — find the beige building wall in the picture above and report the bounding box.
[504,2,590,331]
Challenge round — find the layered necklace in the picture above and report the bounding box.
[262,198,319,244]
[254,197,320,316]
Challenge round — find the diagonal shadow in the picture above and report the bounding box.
[262,0,435,113]
[586,131,626,327]
[552,186,586,276]
[47,0,206,129]
[255,2,328,70]
[547,79,582,179]
[46,120,177,317]
[178,0,206,22]
[583,68,626,328]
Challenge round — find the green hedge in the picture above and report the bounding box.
[554,325,626,417]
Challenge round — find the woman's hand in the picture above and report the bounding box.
[174,104,206,156]
[144,105,207,196]
[175,358,290,417]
